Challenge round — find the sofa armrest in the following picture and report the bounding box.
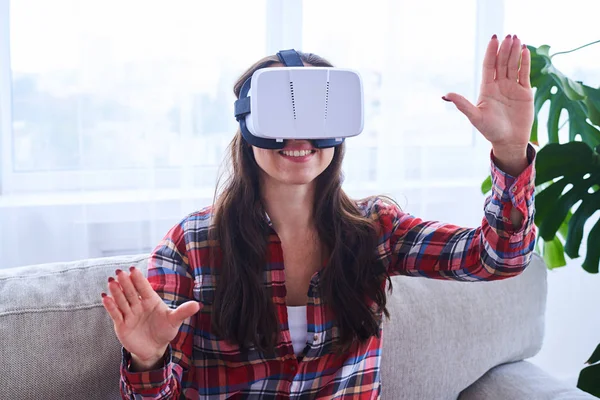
[459,361,596,400]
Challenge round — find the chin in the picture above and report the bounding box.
[277,173,319,186]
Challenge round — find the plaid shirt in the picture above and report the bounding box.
[120,145,537,399]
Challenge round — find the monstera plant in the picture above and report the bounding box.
[481,40,600,397]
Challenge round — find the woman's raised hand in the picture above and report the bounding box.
[101,267,201,370]
[443,34,534,153]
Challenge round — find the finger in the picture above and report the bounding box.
[518,44,531,88]
[442,93,481,125]
[482,34,499,84]
[496,34,513,80]
[129,266,156,301]
[101,293,124,325]
[108,277,133,317]
[168,301,201,328]
[115,269,141,309]
[507,35,522,80]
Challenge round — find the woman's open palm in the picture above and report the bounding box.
[101,267,201,363]
[443,34,534,149]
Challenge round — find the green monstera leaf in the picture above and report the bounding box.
[578,343,600,397]
[529,45,600,148]
[541,235,567,269]
[534,142,600,273]
[579,363,600,397]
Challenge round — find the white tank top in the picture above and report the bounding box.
[287,305,308,356]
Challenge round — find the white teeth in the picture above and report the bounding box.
[281,150,313,157]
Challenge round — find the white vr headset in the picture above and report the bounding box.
[234,49,364,149]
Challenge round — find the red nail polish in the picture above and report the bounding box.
[108,277,115,283]
[506,34,511,39]
[115,269,122,275]
[442,96,451,102]
[513,34,518,39]
[491,34,497,40]
[522,44,526,49]
[129,266,135,273]
[101,293,107,298]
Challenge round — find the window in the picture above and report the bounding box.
[3,0,267,193]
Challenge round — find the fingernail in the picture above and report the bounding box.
[522,44,526,49]
[441,96,451,102]
[129,266,135,273]
[115,269,122,275]
[101,293,107,298]
[108,277,115,283]
[506,34,511,39]
[513,34,518,39]
[491,34,497,40]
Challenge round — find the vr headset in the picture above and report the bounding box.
[233,49,364,149]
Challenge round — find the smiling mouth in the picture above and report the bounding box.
[278,149,316,157]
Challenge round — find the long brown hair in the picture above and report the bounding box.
[209,51,391,355]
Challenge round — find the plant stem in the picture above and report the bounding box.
[551,39,600,59]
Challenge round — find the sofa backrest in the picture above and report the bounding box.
[0,254,546,400]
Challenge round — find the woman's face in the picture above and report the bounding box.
[253,140,335,186]
[251,61,335,186]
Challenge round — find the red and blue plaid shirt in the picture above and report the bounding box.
[120,145,537,399]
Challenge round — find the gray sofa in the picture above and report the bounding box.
[0,253,594,399]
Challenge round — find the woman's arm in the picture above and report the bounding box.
[375,143,536,281]
[492,143,530,230]
[376,33,538,280]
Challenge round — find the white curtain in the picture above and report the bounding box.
[1,0,599,383]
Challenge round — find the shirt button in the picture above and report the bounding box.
[313,334,319,341]
[511,185,518,193]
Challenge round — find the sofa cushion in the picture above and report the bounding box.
[381,253,547,400]
[458,360,596,400]
[0,253,546,399]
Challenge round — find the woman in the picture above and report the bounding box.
[102,34,536,399]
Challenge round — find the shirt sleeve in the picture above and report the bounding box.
[119,221,197,399]
[375,143,537,281]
